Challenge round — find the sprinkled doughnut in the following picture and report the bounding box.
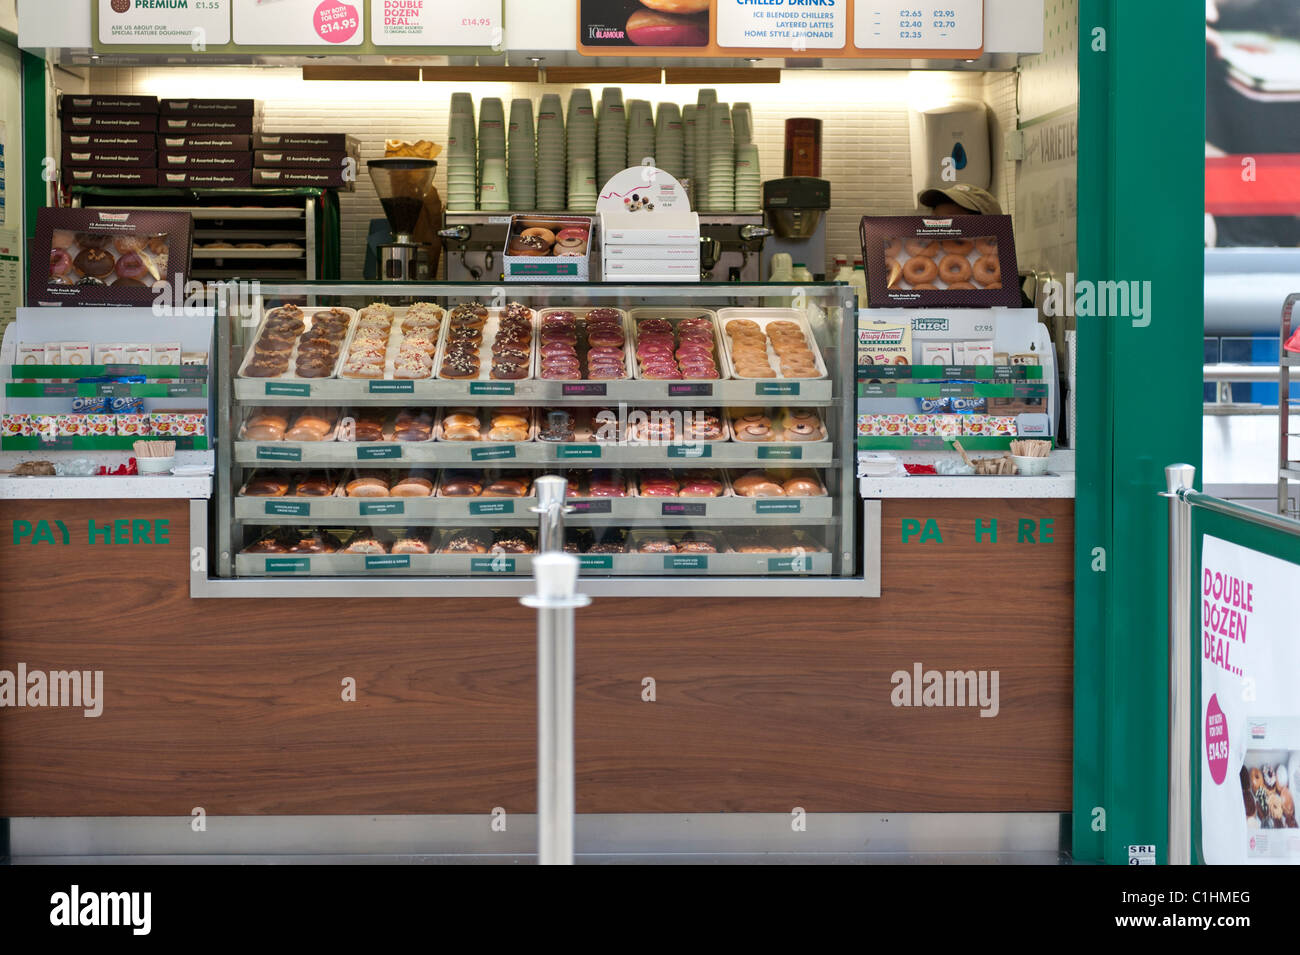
[903,255,939,286]
[938,254,973,284]
[972,255,1001,286]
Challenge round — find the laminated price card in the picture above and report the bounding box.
[853,0,983,54]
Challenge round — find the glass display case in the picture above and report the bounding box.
[210,282,869,596]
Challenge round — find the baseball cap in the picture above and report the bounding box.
[917,183,1003,215]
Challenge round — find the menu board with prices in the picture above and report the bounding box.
[716,0,847,51]
[97,0,232,47]
[853,0,983,52]
[371,0,499,47]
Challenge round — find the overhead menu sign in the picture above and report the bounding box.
[93,0,501,53]
[578,0,981,58]
[97,0,232,47]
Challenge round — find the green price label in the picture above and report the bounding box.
[357,445,402,460]
[359,501,405,516]
[165,383,207,397]
[365,555,411,570]
[1014,383,1049,398]
[471,557,516,573]
[470,382,516,395]
[757,446,803,460]
[265,382,311,397]
[369,380,415,394]
[470,500,515,515]
[755,500,802,514]
[265,500,311,517]
[265,557,310,573]
[940,383,973,396]
[666,444,712,459]
[557,445,601,459]
[256,445,302,461]
[579,555,614,570]
[756,382,800,396]
[768,556,810,572]
[860,383,889,397]
[471,445,517,461]
[664,555,708,570]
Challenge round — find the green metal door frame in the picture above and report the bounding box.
[1073,0,1205,863]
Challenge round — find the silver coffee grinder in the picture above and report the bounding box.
[368,158,437,281]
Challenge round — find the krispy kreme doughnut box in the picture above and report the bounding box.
[860,215,1019,308]
[30,207,193,308]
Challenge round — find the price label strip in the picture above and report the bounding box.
[853,0,984,53]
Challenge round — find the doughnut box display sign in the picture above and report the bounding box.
[859,214,1020,309]
[30,208,194,308]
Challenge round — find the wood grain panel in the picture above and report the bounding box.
[543,68,663,85]
[663,68,782,85]
[301,66,422,82]
[0,498,1072,816]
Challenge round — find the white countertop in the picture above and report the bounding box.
[859,472,1075,499]
[0,475,211,500]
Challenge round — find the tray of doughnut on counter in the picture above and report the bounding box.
[236,525,543,575]
[237,305,358,380]
[239,407,341,442]
[716,308,829,381]
[434,301,536,382]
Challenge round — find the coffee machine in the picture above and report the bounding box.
[761,177,831,280]
[367,158,437,281]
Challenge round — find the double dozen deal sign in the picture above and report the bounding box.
[94,0,500,53]
[577,0,983,58]
[1199,537,1300,863]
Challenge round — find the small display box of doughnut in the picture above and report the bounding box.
[859,215,1019,308]
[503,216,594,282]
[30,207,194,308]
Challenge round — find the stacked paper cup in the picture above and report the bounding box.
[535,93,566,210]
[508,99,536,211]
[446,93,477,210]
[478,97,506,204]
[734,144,761,212]
[655,102,684,179]
[682,104,698,199]
[567,88,597,211]
[693,91,717,207]
[626,99,656,169]
[732,102,754,147]
[597,88,627,189]
[705,102,734,212]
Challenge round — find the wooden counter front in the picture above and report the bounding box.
[0,498,1072,816]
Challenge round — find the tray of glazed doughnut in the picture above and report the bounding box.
[338,302,444,380]
[336,407,439,444]
[237,305,358,380]
[716,309,829,381]
[434,407,536,443]
[626,308,726,382]
[598,527,832,575]
[727,407,828,443]
[534,307,634,382]
[434,301,535,382]
[238,407,341,442]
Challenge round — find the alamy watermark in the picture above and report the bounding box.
[0,663,103,717]
[1041,273,1152,327]
[152,277,261,323]
[891,662,1000,718]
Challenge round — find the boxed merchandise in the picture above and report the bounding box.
[502,215,594,281]
[160,99,259,116]
[250,167,350,188]
[115,414,152,437]
[64,132,156,149]
[161,116,257,134]
[603,259,699,278]
[598,168,700,282]
[29,415,59,439]
[159,134,251,151]
[254,132,357,149]
[905,414,935,436]
[963,414,1018,436]
[60,95,159,114]
[64,148,157,167]
[59,342,92,368]
[160,150,254,169]
[933,414,963,438]
[63,168,159,187]
[78,415,117,437]
[920,342,954,365]
[149,412,207,437]
[160,170,253,188]
[61,113,158,132]
[55,414,81,438]
[253,149,350,169]
[30,207,193,308]
[1,414,29,436]
[857,319,912,370]
[860,214,1020,308]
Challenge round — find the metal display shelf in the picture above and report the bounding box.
[856,381,1048,399]
[234,492,835,525]
[234,551,834,578]
[856,435,1051,451]
[214,281,864,593]
[234,440,833,467]
[236,377,833,404]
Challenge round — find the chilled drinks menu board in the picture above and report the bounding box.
[578,0,983,58]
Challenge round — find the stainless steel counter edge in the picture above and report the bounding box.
[0,475,213,499]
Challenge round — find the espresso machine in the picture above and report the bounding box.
[367,158,437,281]
[761,176,831,280]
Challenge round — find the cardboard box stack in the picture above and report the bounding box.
[60,95,161,188]
[157,98,262,188]
[252,132,361,191]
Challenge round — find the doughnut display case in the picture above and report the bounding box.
[210,282,867,597]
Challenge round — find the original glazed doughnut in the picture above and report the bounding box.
[114,252,148,280]
[904,238,940,257]
[947,281,977,290]
[975,236,998,256]
[941,238,975,255]
[972,255,1001,286]
[884,237,904,259]
[903,255,939,286]
[938,254,973,284]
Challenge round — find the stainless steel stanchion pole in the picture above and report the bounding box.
[1164,463,1196,865]
[525,476,588,865]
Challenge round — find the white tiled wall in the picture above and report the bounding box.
[89,67,1018,279]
